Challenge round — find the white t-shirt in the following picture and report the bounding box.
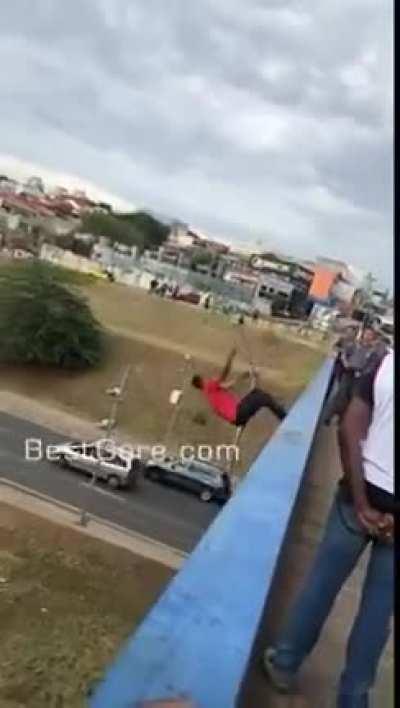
[362,349,393,494]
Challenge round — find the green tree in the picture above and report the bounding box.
[190,249,214,271]
[117,211,169,248]
[80,212,144,250]
[0,262,104,369]
[80,210,169,253]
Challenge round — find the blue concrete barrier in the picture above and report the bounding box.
[90,358,334,708]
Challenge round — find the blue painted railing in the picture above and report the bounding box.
[90,358,334,708]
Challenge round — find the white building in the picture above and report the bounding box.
[0,176,19,194]
[168,221,201,248]
[40,243,105,277]
[23,176,45,196]
[92,241,137,270]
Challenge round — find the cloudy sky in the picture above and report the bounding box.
[0,0,393,286]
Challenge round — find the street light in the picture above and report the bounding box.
[79,365,131,526]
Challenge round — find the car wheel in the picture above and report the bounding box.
[147,468,160,481]
[107,475,120,490]
[200,488,213,502]
[59,455,69,468]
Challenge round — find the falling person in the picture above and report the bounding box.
[191,348,286,428]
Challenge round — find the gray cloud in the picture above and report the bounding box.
[0,0,393,285]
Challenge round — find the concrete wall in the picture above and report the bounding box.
[40,243,105,277]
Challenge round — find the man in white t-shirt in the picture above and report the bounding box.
[263,350,394,707]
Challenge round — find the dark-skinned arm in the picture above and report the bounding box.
[340,397,389,536]
[340,397,371,509]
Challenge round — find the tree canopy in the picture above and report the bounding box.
[80,210,169,253]
[189,249,214,271]
[0,262,104,369]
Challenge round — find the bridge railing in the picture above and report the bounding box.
[90,358,334,708]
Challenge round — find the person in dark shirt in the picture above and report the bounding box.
[333,326,357,380]
[325,326,357,401]
[365,332,388,372]
[346,327,378,371]
[324,327,379,424]
[191,348,286,428]
[263,351,394,705]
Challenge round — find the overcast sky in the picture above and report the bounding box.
[0,1,393,286]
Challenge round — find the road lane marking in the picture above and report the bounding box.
[80,482,127,503]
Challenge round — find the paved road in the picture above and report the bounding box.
[0,411,218,552]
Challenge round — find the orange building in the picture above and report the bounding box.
[308,267,338,301]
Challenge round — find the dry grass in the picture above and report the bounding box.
[0,280,326,472]
[0,502,173,708]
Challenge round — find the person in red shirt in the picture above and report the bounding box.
[191,348,286,427]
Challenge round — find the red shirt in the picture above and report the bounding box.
[202,378,239,424]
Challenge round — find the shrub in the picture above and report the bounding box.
[0,261,104,369]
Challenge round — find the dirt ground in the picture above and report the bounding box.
[0,502,173,708]
[0,280,326,472]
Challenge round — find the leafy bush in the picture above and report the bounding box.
[0,261,104,369]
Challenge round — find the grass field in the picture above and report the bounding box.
[0,502,173,708]
[0,280,326,472]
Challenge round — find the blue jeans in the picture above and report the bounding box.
[271,488,393,707]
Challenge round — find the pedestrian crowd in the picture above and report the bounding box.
[324,325,388,425]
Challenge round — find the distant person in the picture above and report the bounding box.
[325,327,379,424]
[191,348,286,428]
[156,281,168,297]
[263,349,394,706]
[325,326,357,401]
[333,326,358,381]
[369,332,389,369]
[252,309,260,324]
[206,293,214,309]
[201,292,212,309]
[349,327,380,371]
[149,278,158,293]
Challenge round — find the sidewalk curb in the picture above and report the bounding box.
[0,478,187,570]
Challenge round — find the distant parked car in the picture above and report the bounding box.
[143,456,232,504]
[175,290,201,305]
[51,440,139,490]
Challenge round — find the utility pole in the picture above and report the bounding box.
[78,365,131,526]
[163,355,192,455]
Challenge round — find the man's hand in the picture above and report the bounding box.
[356,503,383,534]
[376,513,394,543]
[356,503,393,542]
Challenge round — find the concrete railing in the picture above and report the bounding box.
[90,358,334,708]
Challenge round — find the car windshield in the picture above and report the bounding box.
[69,443,83,454]
[188,462,219,479]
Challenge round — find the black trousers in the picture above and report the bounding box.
[235,388,286,427]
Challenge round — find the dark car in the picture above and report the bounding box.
[143,457,232,504]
